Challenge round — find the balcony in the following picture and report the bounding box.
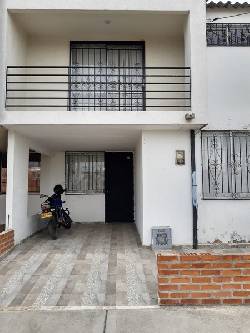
[6,66,191,112]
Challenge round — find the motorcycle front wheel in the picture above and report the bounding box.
[48,219,57,240]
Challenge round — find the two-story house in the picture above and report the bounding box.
[0,0,213,248]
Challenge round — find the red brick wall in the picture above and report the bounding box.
[0,230,14,256]
[158,253,250,305]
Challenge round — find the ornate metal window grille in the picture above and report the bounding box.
[207,23,250,46]
[65,152,105,194]
[202,131,250,199]
[70,42,144,111]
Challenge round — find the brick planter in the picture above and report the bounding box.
[157,253,250,305]
[0,230,14,256]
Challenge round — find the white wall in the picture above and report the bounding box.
[40,153,105,222]
[7,13,28,66]
[0,195,6,225]
[141,130,193,245]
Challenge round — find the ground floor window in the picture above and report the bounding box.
[202,131,250,199]
[0,151,41,194]
[65,152,105,194]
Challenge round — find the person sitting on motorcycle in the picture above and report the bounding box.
[49,184,65,208]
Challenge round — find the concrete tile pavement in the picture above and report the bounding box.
[0,223,157,307]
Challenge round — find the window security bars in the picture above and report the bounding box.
[70,42,145,111]
[202,131,250,199]
[207,23,250,46]
[5,66,191,111]
[65,152,105,194]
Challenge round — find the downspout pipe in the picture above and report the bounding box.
[191,130,198,249]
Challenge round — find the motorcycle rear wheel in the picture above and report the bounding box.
[48,219,57,240]
[63,212,72,229]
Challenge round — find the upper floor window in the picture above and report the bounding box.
[207,23,250,46]
[69,42,145,111]
[202,131,250,199]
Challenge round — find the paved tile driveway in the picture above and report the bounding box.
[0,223,157,307]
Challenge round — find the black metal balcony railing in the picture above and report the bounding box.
[6,66,191,111]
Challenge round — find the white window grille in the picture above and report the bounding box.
[65,152,105,194]
[202,131,250,199]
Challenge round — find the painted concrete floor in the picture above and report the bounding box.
[0,223,157,308]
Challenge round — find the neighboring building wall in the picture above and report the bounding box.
[141,130,193,246]
[196,8,250,244]
[40,153,105,223]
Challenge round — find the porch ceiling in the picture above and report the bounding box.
[10,10,186,38]
[6,125,142,152]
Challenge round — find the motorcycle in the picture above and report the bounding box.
[40,192,72,240]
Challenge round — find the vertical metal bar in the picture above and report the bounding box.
[230,131,235,195]
[106,47,108,111]
[98,47,102,111]
[81,47,84,112]
[207,136,210,194]
[88,48,90,111]
[91,153,93,191]
[118,49,120,111]
[94,49,96,111]
[5,67,8,108]
[220,135,223,194]
[191,130,198,250]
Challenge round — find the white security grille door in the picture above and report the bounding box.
[70,42,144,111]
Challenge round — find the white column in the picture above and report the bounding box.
[184,1,207,120]
[6,131,29,243]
